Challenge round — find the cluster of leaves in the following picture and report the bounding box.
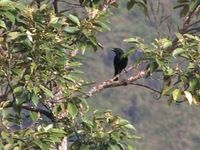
[174,0,200,17]
[124,32,200,105]
[0,0,138,149]
[127,0,147,14]
[124,0,199,105]
[70,110,138,150]
[0,124,66,149]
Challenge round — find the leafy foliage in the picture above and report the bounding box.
[0,0,138,149]
[124,33,200,105]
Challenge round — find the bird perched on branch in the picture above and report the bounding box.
[112,48,128,81]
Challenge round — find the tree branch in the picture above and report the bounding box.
[22,104,55,122]
[130,83,161,94]
[169,5,200,52]
[53,0,58,15]
[86,70,147,98]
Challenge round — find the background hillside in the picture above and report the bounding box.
[82,0,200,149]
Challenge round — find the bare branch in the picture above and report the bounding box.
[130,83,161,94]
[169,5,200,52]
[53,0,58,15]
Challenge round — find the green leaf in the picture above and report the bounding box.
[127,0,136,10]
[108,144,120,150]
[172,48,185,57]
[2,100,12,108]
[189,0,200,12]
[68,14,80,26]
[63,75,76,83]
[2,11,15,24]
[30,111,38,121]
[68,102,78,118]
[137,1,148,16]
[13,86,23,94]
[162,87,174,96]
[7,32,22,40]
[172,89,182,101]
[0,20,7,29]
[95,21,111,31]
[30,62,37,74]
[165,67,174,76]
[124,37,139,43]
[32,94,39,106]
[1,131,9,139]
[175,32,184,41]
[88,36,103,48]
[34,140,49,150]
[184,34,196,40]
[79,98,89,112]
[162,38,172,49]
[64,26,79,33]
[39,85,54,98]
[124,124,136,131]
[189,78,199,92]
[49,16,59,24]
[119,119,136,131]
[44,124,53,131]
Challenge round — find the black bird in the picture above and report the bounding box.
[112,48,128,81]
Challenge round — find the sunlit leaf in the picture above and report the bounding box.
[13,86,23,94]
[124,37,139,43]
[175,32,184,41]
[30,111,38,121]
[108,144,120,150]
[7,32,22,40]
[64,26,79,33]
[26,30,33,42]
[172,89,182,101]
[44,124,53,131]
[162,87,174,96]
[162,38,172,49]
[49,16,59,24]
[172,48,185,57]
[0,20,6,29]
[124,124,136,131]
[68,102,78,118]
[32,94,39,106]
[68,14,80,26]
[184,91,193,104]
[2,11,15,24]
[39,85,54,98]
[95,21,111,31]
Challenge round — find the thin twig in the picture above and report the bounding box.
[169,5,200,52]
[130,83,161,94]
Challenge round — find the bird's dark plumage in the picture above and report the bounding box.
[112,48,128,81]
